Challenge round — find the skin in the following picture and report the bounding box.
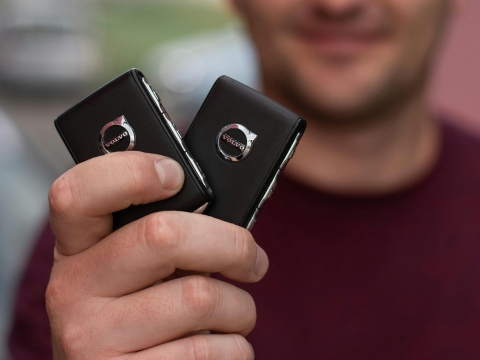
[47,0,458,358]
[47,153,268,359]
[234,0,456,194]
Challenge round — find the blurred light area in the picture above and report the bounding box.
[102,1,232,80]
[0,0,104,94]
[159,49,206,93]
[0,0,234,174]
[144,24,259,129]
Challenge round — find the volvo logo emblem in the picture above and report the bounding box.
[99,115,136,155]
[215,124,258,162]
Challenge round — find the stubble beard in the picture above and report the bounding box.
[266,59,432,130]
[260,2,451,129]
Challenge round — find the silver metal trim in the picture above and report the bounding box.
[141,77,183,145]
[216,124,258,162]
[141,77,164,113]
[257,191,271,210]
[193,202,209,214]
[246,208,259,231]
[280,132,301,169]
[258,169,281,209]
[249,131,303,228]
[186,151,209,189]
[99,115,136,155]
[167,118,184,145]
[141,76,211,192]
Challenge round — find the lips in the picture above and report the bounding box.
[291,10,392,57]
[300,31,387,56]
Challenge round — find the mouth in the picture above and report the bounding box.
[293,19,392,58]
[303,34,386,57]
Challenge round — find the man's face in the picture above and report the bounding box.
[235,0,453,122]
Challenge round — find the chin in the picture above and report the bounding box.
[293,81,374,116]
[288,81,398,124]
[289,64,402,119]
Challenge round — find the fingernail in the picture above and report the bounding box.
[255,243,269,279]
[154,158,184,191]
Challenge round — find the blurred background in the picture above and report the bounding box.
[0,0,479,358]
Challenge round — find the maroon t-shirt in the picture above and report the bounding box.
[9,122,480,359]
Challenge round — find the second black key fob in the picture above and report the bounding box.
[185,76,306,230]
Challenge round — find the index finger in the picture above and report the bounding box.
[52,211,269,298]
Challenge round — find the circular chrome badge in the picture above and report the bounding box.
[215,124,258,162]
[99,115,136,155]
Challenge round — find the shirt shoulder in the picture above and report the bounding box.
[437,120,480,186]
[441,120,480,161]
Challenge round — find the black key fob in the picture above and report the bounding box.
[185,76,306,230]
[55,68,213,229]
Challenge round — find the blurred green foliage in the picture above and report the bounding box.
[102,2,232,79]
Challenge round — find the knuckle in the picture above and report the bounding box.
[46,280,89,356]
[45,277,65,316]
[58,322,88,356]
[45,268,74,316]
[233,226,256,266]
[189,336,210,360]
[181,276,218,320]
[49,173,78,216]
[140,212,179,255]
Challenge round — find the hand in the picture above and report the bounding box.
[46,152,269,359]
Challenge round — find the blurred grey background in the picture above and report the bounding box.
[0,0,479,359]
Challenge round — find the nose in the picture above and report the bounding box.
[309,0,366,21]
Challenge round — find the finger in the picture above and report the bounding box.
[104,276,256,353]
[58,211,269,297]
[49,151,184,257]
[162,269,211,283]
[129,334,254,360]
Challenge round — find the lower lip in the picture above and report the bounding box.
[298,33,384,57]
